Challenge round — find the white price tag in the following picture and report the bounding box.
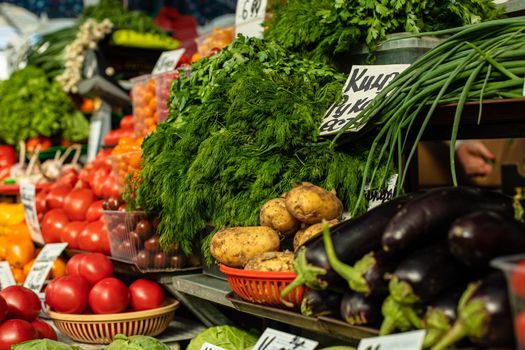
[253,328,318,350]
[0,262,16,289]
[152,49,186,75]
[357,330,426,350]
[87,118,102,162]
[366,174,399,210]
[20,180,44,244]
[522,74,525,96]
[201,343,227,350]
[24,243,68,293]
[235,0,268,38]
[320,65,410,135]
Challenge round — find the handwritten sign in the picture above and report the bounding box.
[320,65,410,135]
[235,0,268,38]
[253,328,317,350]
[357,330,425,350]
[20,180,44,244]
[0,262,16,289]
[201,343,226,350]
[152,48,186,75]
[24,243,68,293]
[366,174,399,210]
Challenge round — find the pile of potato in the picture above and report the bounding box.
[211,183,343,272]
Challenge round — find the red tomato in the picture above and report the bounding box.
[120,116,134,130]
[0,295,7,322]
[0,319,38,350]
[35,190,48,214]
[78,220,107,253]
[0,286,41,322]
[0,145,16,168]
[86,200,104,222]
[31,319,57,340]
[129,279,166,311]
[78,167,93,184]
[66,254,88,276]
[61,221,87,250]
[54,168,79,188]
[91,167,110,198]
[26,136,52,153]
[78,253,114,285]
[511,260,525,299]
[45,275,90,314]
[89,278,129,314]
[45,185,72,209]
[63,188,96,221]
[41,209,69,243]
[102,174,121,199]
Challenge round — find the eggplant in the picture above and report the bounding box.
[281,194,415,297]
[346,251,400,297]
[340,291,382,327]
[383,187,513,253]
[301,289,342,318]
[431,272,514,350]
[422,288,464,348]
[449,210,525,269]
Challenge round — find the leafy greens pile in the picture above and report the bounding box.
[0,66,89,145]
[129,37,388,259]
[265,0,502,63]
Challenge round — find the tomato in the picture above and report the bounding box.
[61,221,86,250]
[511,260,525,299]
[0,294,7,322]
[31,319,57,340]
[86,200,104,222]
[89,278,129,314]
[102,174,121,199]
[6,239,35,268]
[63,188,96,221]
[66,254,87,276]
[45,185,72,209]
[120,115,134,130]
[26,136,52,153]
[45,275,91,314]
[41,209,69,243]
[54,168,79,188]
[0,145,16,168]
[35,190,48,214]
[129,279,165,311]
[78,253,113,285]
[91,167,110,198]
[0,319,38,350]
[78,220,107,253]
[0,286,41,321]
[50,258,67,279]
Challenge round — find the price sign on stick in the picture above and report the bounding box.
[357,330,426,350]
[24,243,68,293]
[20,180,44,244]
[366,174,399,210]
[152,49,186,75]
[235,0,268,38]
[253,328,318,350]
[0,261,16,289]
[201,343,227,350]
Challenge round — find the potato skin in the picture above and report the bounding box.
[244,251,294,272]
[210,226,280,268]
[260,198,300,236]
[286,183,343,224]
[293,219,339,251]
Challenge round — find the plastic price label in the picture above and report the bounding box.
[152,49,186,75]
[24,243,68,293]
[235,0,268,38]
[253,328,318,350]
[357,330,426,350]
[0,261,16,289]
[201,343,226,350]
[87,118,102,162]
[366,174,399,210]
[20,180,44,244]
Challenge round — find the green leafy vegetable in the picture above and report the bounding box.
[106,334,169,350]
[187,326,258,350]
[12,339,84,350]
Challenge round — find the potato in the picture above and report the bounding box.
[244,251,294,272]
[293,219,339,251]
[286,182,343,224]
[210,226,280,268]
[259,198,300,236]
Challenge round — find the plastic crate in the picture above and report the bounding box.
[131,74,157,138]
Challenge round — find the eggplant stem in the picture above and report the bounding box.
[402,304,424,329]
[380,317,397,336]
[389,278,421,304]
[423,328,445,349]
[430,322,467,350]
[280,248,327,298]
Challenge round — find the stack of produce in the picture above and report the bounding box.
[283,186,522,349]
[12,335,171,350]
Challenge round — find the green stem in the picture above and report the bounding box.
[380,317,397,336]
[431,322,468,350]
[423,328,445,349]
[280,248,327,298]
[402,304,424,329]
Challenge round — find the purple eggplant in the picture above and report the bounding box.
[383,187,513,253]
[301,289,342,318]
[431,272,514,350]
[346,251,400,297]
[423,288,464,348]
[340,291,382,327]
[449,210,525,270]
[281,194,415,297]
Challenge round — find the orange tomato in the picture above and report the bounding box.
[12,267,25,284]
[6,222,32,242]
[148,79,156,92]
[6,239,35,268]
[0,236,8,260]
[23,258,35,276]
[144,106,153,119]
[145,91,154,102]
[145,117,155,127]
[51,258,66,279]
[149,97,157,110]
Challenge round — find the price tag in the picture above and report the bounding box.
[87,118,102,162]
[0,261,16,289]
[152,48,186,75]
[357,330,426,350]
[24,243,68,293]
[366,174,399,210]
[235,0,268,38]
[253,328,318,350]
[201,343,227,350]
[320,65,410,135]
[20,180,44,244]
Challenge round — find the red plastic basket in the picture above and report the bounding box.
[220,264,305,309]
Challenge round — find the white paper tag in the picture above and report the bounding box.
[522,74,525,96]
[320,65,410,135]
[357,330,426,350]
[23,243,67,293]
[87,118,102,162]
[20,180,44,244]
[253,328,318,350]
[235,0,268,38]
[0,261,16,289]
[152,49,186,75]
[201,343,227,350]
[366,174,399,210]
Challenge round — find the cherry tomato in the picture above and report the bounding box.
[511,260,525,299]
[61,221,87,250]
[154,252,169,269]
[0,319,38,350]
[41,209,69,243]
[135,220,153,241]
[89,277,129,314]
[0,286,41,321]
[129,279,165,311]
[45,185,72,209]
[78,253,114,285]
[86,200,104,222]
[63,188,96,221]
[45,275,91,314]
[31,319,57,340]
[66,254,87,276]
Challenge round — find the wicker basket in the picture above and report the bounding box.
[220,264,305,309]
[47,299,179,344]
